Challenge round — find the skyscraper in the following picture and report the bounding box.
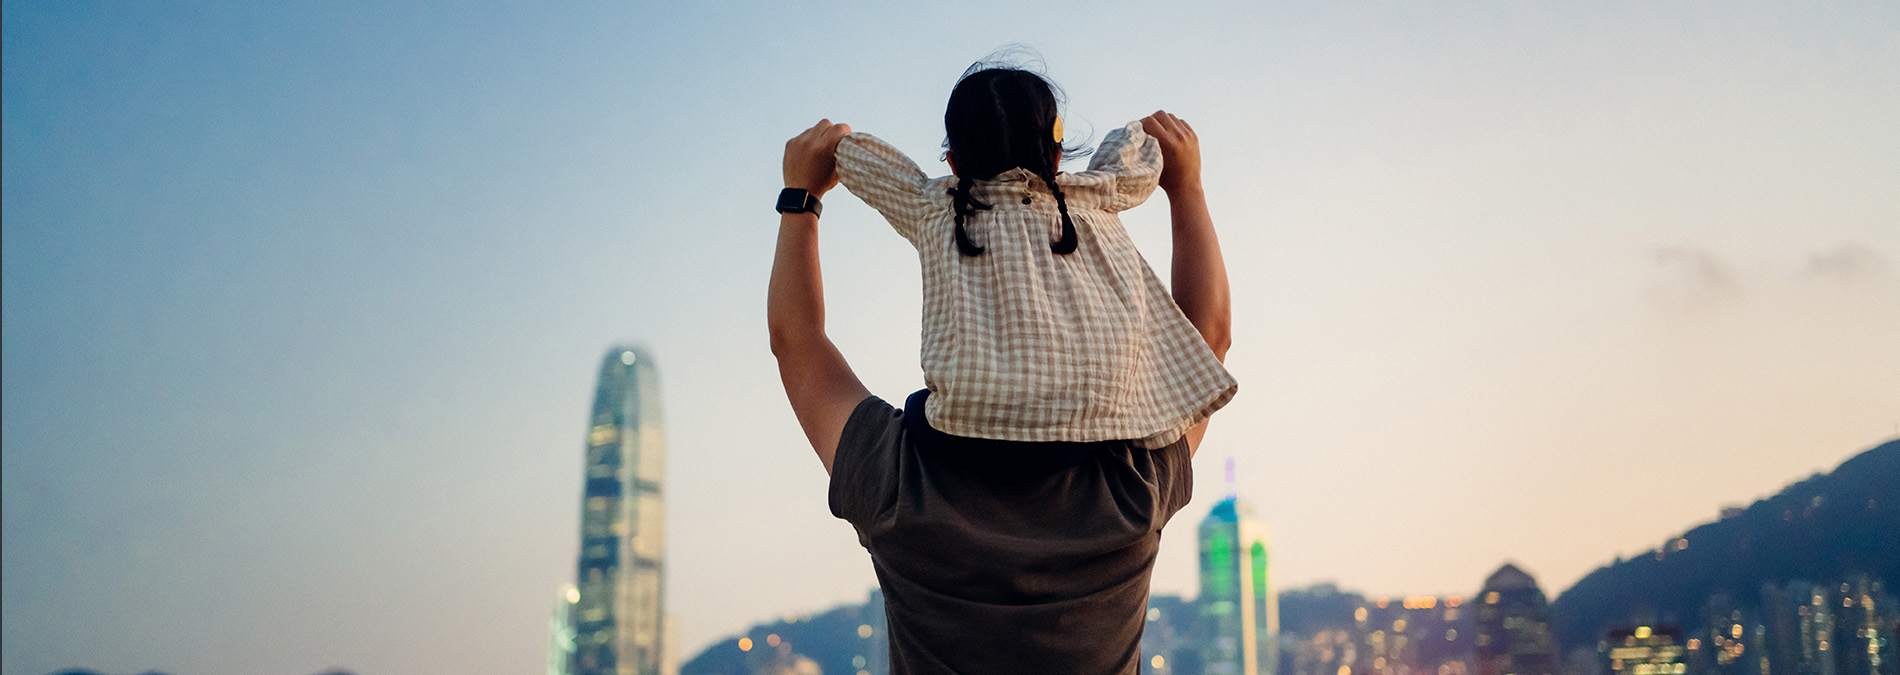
[1473,563,1558,675]
[1199,494,1279,675]
[570,346,668,675]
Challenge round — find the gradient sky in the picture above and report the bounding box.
[4,3,1897,674]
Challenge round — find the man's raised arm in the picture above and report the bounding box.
[1143,111,1232,455]
[767,119,870,474]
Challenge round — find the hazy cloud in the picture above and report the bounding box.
[1652,247,1740,306]
[1801,244,1891,283]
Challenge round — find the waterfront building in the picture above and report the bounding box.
[570,346,669,675]
[1473,564,1559,675]
[1838,576,1897,675]
[1693,593,1769,675]
[1785,577,1900,675]
[1199,495,1279,675]
[1359,595,1475,675]
[1277,588,1475,675]
[1603,626,1688,675]
[1144,594,1204,675]
[1799,583,1841,675]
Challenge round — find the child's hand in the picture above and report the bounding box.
[783,119,853,197]
[1142,111,1200,194]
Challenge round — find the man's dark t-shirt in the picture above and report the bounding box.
[828,393,1196,674]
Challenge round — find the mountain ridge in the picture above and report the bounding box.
[1548,437,1900,650]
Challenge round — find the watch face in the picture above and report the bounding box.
[776,188,809,213]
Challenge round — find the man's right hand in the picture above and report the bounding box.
[1141,111,1201,195]
[783,119,853,197]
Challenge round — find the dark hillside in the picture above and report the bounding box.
[1548,438,1899,651]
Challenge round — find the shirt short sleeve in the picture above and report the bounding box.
[828,395,903,526]
[836,133,933,246]
[1082,120,1164,213]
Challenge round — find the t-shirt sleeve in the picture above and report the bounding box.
[1153,436,1196,525]
[828,395,903,526]
[836,132,933,247]
[1082,120,1164,213]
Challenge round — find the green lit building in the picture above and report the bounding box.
[570,346,669,675]
[1199,496,1279,675]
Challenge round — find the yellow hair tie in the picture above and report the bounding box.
[1053,116,1064,144]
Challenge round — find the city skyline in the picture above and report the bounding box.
[683,439,1894,675]
[5,3,1898,674]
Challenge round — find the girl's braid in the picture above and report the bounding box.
[1037,166,1078,255]
[949,175,990,257]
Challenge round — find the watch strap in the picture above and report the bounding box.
[775,188,822,217]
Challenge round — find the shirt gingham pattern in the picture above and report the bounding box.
[836,121,1237,449]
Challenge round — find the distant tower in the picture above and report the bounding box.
[1473,563,1559,675]
[571,346,668,675]
[1200,494,1279,675]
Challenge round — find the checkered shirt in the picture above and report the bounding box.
[836,121,1237,449]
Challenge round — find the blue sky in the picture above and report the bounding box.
[4,2,1897,674]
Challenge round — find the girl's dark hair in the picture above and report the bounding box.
[942,59,1090,257]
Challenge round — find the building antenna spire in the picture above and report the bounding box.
[1224,456,1237,498]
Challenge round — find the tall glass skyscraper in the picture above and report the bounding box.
[1199,495,1279,675]
[568,346,668,675]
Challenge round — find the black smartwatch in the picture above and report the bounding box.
[775,188,822,218]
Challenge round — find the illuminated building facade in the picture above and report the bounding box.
[1686,577,1900,675]
[1143,594,1203,675]
[1356,595,1476,675]
[1781,577,1898,675]
[1837,576,1897,675]
[571,346,668,675]
[1278,586,1476,675]
[1199,496,1279,675]
[1603,626,1688,675]
[1473,564,1558,675]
